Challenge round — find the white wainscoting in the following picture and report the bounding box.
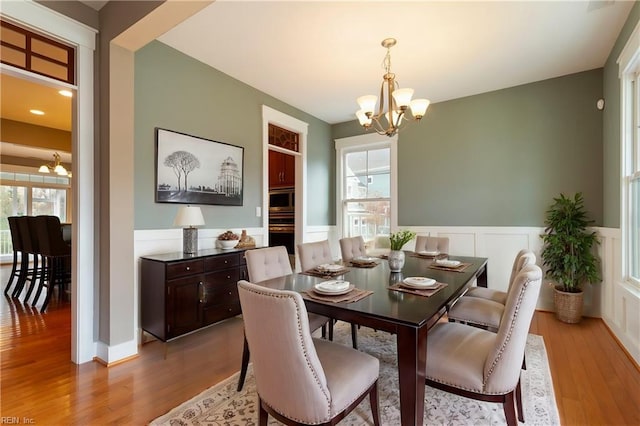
[596,227,639,365]
[134,225,638,365]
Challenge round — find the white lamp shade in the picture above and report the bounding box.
[392,88,414,108]
[355,109,372,126]
[357,95,378,114]
[409,98,430,118]
[54,164,68,175]
[39,165,50,173]
[174,206,205,227]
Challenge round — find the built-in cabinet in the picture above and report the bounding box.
[140,249,248,341]
[269,150,295,188]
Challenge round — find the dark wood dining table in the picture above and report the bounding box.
[255,252,488,426]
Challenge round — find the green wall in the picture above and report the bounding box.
[603,2,640,228]
[134,41,333,229]
[333,70,604,227]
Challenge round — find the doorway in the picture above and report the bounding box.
[261,106,308,269]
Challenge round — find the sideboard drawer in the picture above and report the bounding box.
[166,259,204,279]
[205,253,239,271]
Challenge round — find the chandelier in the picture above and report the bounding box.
[38,152,70,177]
[356,38,430,137]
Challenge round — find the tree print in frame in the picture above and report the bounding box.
[155,128,244,206]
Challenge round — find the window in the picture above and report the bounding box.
[0,168,70,257]
[620,26,640,286]
[336,134,397,247]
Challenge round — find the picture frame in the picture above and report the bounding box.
[155,128,244,206]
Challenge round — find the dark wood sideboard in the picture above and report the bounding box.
[140,248,249,342]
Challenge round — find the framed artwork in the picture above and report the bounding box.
[155,128,244,206]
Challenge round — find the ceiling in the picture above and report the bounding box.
[0,0,634,152]
[158,0,634,124]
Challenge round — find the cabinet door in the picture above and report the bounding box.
[167,276,202,338]
[269,150,295,188]
[268,150,283,188]
[281,152,295,187]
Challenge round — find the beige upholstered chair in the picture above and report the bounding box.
[297,240,359,349]
[464,249,536,304]
[238,246,330,391]
[297,240,334,272]
[426,264,542,426]
[238,280,381,426]
[339,236,367,262]
[447,250,536,330]
[414,236,450,254]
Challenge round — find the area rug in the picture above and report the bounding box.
[150,323,560,425]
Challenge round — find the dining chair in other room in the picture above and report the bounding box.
[238,280,380,426]
[237,246,331,391]
[447,250,537,331]
[464,249,536,304]
[12,216,40,299]
[297,240,358,349]
[414,236,450,254]
[339,236,367,262]
[4,216,23,295]
[425,264,542,426]
[31,215,71,312]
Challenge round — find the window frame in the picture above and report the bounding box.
[335,133,398,240]
[618,21,640,287]
[0,164,72,220]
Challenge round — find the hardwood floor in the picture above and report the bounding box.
[1,272,638,424]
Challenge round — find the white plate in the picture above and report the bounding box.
[352,256,376,264]
[317,263,344,272]
[402,277,438,289]
[313,281,353,295]
[418,250,439,256]
[435,259,461,267]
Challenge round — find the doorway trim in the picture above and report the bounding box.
[1,0,97,364]
[261,106,308,255]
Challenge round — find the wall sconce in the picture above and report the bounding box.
[173,206,205,254]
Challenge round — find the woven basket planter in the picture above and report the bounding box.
[553,287,583,324]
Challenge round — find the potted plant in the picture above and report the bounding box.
[540,193,600,323]
[388,230,416,272]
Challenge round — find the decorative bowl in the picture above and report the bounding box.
[218,239,238,250]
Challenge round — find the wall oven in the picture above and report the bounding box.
[269,187,295,254]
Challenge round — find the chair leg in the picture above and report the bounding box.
[321,323,327,339]
[328,319,334,341]
[32,257,49,305]
[503,390,517,426]
[24,254,40,303]
[351,323,358,349]
[12,255,30,297]
[258,399,269,426]
[369,381,380,426]
[237,333,251,391]
[516,379,524,423]
[4,251,19,295]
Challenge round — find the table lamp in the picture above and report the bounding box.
[174,206,205,254]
